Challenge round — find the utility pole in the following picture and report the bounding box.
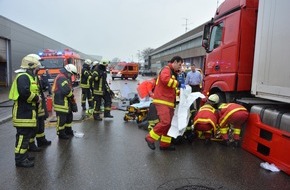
[182,18,193,33]
[183,18,188,32]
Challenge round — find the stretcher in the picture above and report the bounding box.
[123,101,151,123]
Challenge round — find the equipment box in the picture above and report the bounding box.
[118,100,130,111]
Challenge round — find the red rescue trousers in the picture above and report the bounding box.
[220,110,249,140]
[194,123,213,139]
[146,104,174,147]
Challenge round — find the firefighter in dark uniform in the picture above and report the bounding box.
[80,59,93,111]
[9,54,42,167]
[52,64,78,139]
[91,59,114,121]
[25,54,52,150]
[35,66,52,147]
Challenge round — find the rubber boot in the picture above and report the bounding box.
[93,113,102,121]
[58,130,69,140]
[37,137,52,147]
[15,158,34,168]
[65,127,74,136]
[28,142,41,152]
[104,111,113,118]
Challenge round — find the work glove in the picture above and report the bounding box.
[70,98,78,112]
[71,102,78,112]
[177,75,185,89]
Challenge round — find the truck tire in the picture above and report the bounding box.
[216,92,226,103]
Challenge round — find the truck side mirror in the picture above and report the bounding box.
[202,39,209,49]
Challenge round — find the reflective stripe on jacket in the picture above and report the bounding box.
[218,103,247,127]
[152,65,178,108]
[9,72,38,127]
[193,104,218,130]
[52,72,73,113]
[92,68,108,96]
[80,66,91,88]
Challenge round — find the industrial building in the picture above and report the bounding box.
[0,15,96,87]
[148,23,207,71]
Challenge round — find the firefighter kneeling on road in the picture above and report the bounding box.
[91,58,114,121]
[52,64,78,139]
[9,54,42,168]
[193,94,219,145]
[218,103,249,147]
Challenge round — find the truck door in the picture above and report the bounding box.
[204,11,241,93]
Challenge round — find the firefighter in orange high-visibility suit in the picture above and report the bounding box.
[218,103,249,147]
[145,56,183,151]
[193,94,219,145]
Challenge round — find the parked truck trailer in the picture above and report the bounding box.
[201,0,290,175]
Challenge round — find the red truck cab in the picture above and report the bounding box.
[202,0,258,101]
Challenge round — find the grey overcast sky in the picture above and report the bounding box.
[0,0,223,61]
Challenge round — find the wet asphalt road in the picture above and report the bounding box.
[0,77,290,190]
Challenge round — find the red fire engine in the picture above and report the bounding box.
[38,48,82,84]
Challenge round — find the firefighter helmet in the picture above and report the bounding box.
[92,61,99,66]
[64,64,78,75]
[84,59,92,65]
[100,58,109,66]
[208,94,219,104]
[21,54,41,69]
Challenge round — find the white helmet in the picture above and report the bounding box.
[21,54,42,69]
[208,94,219,104]
[92,61,99,66]
[84,59,92,65]
[64,64,78,75]
[100,58,109,66]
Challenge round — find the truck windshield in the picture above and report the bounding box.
[114,65,125,70]
[41,58,64,69]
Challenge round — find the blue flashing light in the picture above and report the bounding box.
[57,51,63,56]
[38,52,44,56]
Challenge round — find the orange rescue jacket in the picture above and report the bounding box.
[152,64,178,108]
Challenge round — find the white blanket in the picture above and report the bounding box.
[167,85,205,138]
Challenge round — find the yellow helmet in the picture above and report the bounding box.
[64,64,78,75]
[208,94,219,104]
[84,59,92,65]
[21,54,41,69]
[100,58,109,66]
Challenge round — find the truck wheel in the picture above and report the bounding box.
[216,92,226,103]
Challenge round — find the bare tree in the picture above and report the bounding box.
[137,48,154,62]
